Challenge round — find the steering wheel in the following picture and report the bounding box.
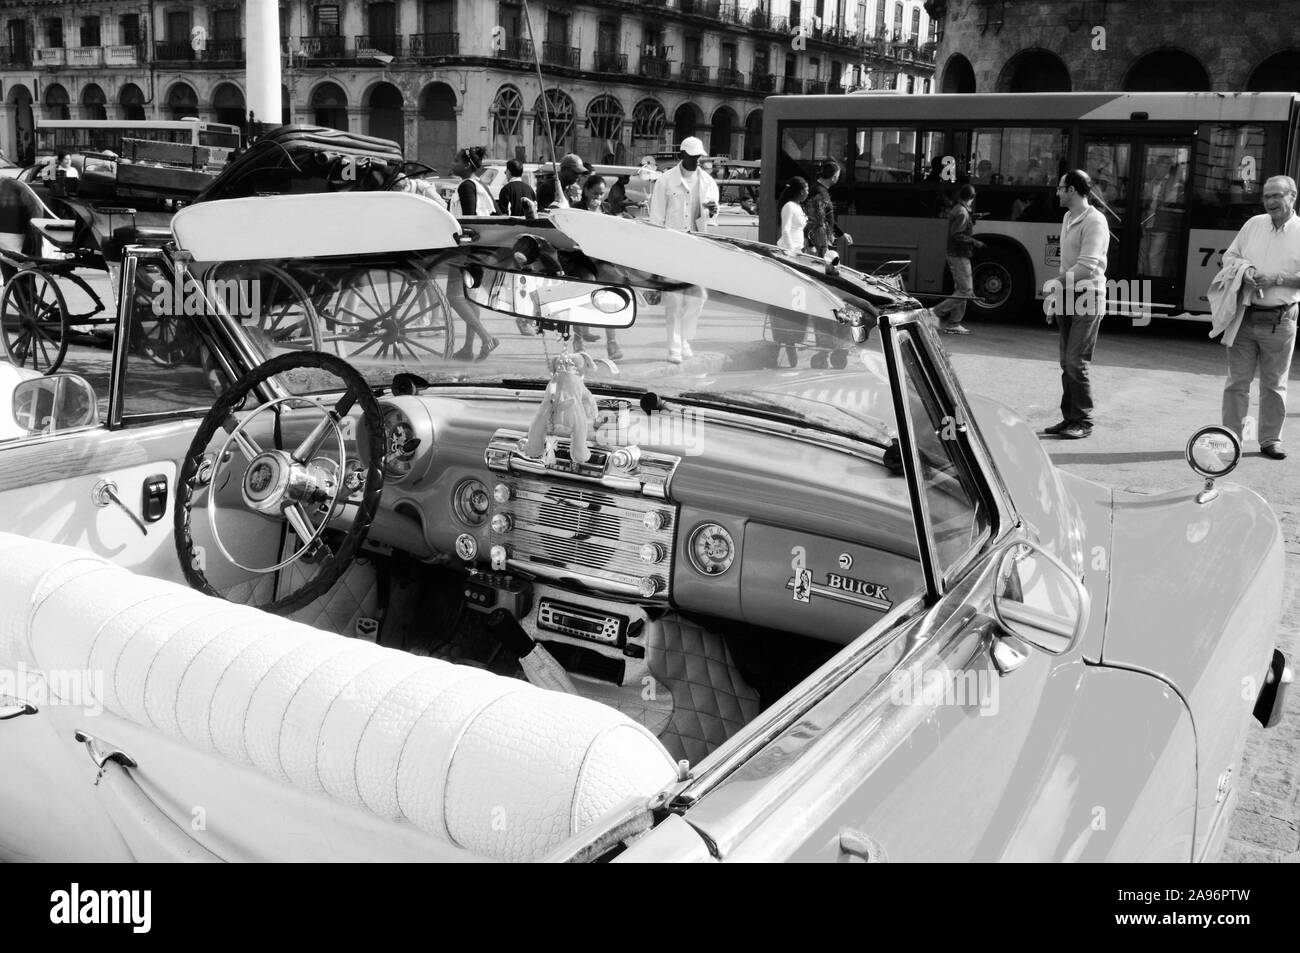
[174,351,386,615]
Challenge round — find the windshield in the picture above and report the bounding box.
[193,253,899,448]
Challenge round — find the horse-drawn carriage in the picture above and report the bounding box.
[0,126,453,376]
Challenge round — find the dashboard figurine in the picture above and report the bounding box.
[524,352,600,464]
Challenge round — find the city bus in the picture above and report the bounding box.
[761,92,1300,322]
[35,119,241,156]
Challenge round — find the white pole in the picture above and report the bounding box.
[245,0,282,127]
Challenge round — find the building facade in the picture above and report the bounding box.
[0,0,938,166]
[928,0,1300,95]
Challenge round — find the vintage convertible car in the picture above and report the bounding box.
[0,192,1290,863]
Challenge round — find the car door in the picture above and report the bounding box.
[620,317,1195,862]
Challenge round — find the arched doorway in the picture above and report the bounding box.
[213,83,245,130]
[367,82,404,147]
[418,82,457,166]
[631,98,667,153]
[1246,51,1300,91]
[999,50,1071,92]
[165,82,198,121]
[7,84,34,165]
[490,85,524,161]
[119,84,146,121]
[1123,50,1211,91]
[310,82,349,132]
[673,103,701,148]
[532,89,575,162]
[585,95,625,163]
[710,106,738,158]
[743,109,762,160]
[941,54,976,93]
[81,84,107,121]
[44,84,71,121]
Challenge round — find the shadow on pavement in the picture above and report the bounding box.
[1045,449,1188,465]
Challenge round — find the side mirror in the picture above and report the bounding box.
[12,373,99,435]
[1185,425,1240,503]
[991,541,1089,656]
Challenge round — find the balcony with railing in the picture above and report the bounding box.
[409,33,458,58]
[681,62,710,83]
[206,38,243,62]
[356,34,401,56]
[751,72,776,93]
[35,47,66,66]
[594,50,628,73]
[105,44,140,66]
[639,55,672,79]
[542,41,580,68]
[496,37,533,60]
[299,35,348,59]
[153,40,195,62]
[781,76,804,95]
[678,0,722,16]
[806,80,828,94]
[68,46,103,66]
[716,67,745,88]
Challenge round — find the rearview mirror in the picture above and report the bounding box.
[991,541,1089,656]
[462,267,637,328]
[12,374,99,436]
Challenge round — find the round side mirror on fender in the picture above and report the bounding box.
[991,540,1090,657]
[1186,426,1240,503]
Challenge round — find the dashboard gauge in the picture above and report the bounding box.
[688,523,736,576]
[382,405,418,481]
[454,533,479,562]
[452,479,491,527]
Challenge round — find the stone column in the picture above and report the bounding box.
[246,0,283,126]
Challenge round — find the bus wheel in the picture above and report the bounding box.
[970,248,1030,320]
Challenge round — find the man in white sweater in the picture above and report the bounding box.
[648,136,719,363]
[1218,174,1300,460]
[1042,169,1109,440]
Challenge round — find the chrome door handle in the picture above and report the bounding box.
[0,702,37,720]
[92,479,148,536]
[839,829,887,862]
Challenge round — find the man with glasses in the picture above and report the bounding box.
[1219,175,1300,460]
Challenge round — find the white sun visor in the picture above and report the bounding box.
[548,208,848,322]
[171,192,462,262]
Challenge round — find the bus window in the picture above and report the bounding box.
[852,128,918,183]
[1190,123,1273,230]
[918,130,970,185]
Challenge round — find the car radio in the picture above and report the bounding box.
[537,599,627,646]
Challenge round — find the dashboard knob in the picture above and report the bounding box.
[610,447,640,470]
[493,483,513,504]
[637,575,664,598]
[639,543,666,563]
[642,510,668,531]
[490,545,509,571]
[490,513,513,533]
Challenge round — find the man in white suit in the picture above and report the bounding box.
[648,136,719,363]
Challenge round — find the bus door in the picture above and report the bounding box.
[1083,135,1192,319]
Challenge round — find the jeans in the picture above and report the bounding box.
[664,286,707,358]
[931,255,973,327]
[1222,309,1297,448]
[1059,313,1103,427]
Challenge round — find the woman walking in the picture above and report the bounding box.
[447,146,499,360]
[575,174,623,360]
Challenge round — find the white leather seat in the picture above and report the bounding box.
[0,532,677,861]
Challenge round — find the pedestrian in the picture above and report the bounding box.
[804,159,853,260]
[496,158,536,216]
[1041,169,1109,440]
[446,146,499,360]
[536,153,591,210]
[776,176,809,253]
[648,136,719,363]
[573,174,623,361]
[0,177,45,283]
[929,183,985,336]
[1214,174,1299,460]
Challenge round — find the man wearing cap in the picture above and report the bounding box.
[648,136,719,363]
[537,153,591,210]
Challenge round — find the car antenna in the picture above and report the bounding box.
[522,0,561,180]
